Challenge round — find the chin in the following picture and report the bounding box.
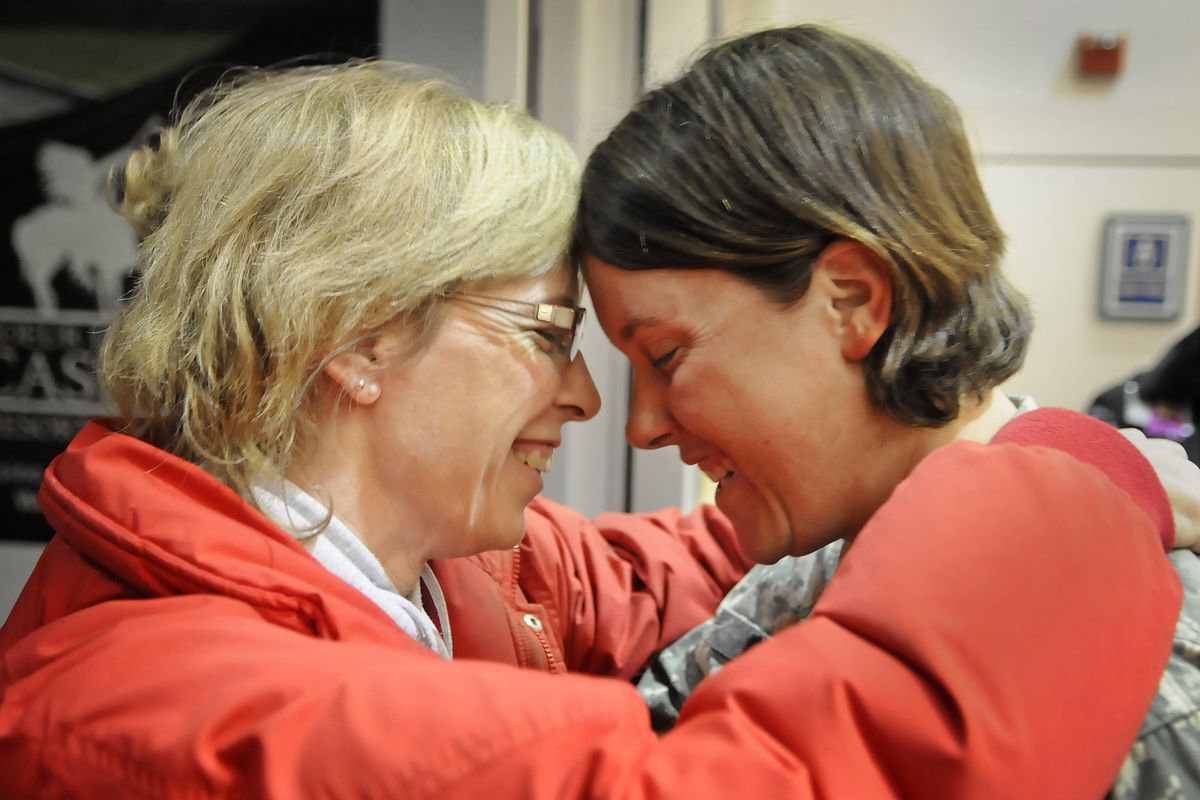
[718,499,783,564]
[733,527,790,565]
[733,515,834,564]
[452,510,528,559]
[491,510,530,551]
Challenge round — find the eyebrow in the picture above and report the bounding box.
[542,293,579,307]
[478,292,580,311]
[619,315,668,341]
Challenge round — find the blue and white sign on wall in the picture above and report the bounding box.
[1100,214,1190,321]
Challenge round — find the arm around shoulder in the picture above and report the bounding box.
[674,440,1181,798]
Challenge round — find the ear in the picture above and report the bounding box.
[323,345,382,406]
[813,240,893,362]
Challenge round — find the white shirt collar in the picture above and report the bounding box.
[249,476,452,658]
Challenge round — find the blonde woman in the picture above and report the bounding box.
[0,59,1182,799]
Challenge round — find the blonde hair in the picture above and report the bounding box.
[103,61,580,492]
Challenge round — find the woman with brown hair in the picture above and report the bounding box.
[578,24,1197,797]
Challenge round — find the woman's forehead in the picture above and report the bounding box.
[472,261,580,303]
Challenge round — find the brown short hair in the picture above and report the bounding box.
[578,25,1030,426]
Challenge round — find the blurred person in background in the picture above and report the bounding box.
[1090,325,1200,466]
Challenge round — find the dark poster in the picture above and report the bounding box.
[0,1,378,541]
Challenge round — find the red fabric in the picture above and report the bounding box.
[0,415,1183,798]
[431,501,751,676]
[991,407,1175,548]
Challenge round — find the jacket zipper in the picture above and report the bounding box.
[511,544,559,672]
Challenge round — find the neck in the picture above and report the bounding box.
[907,387,1017,457]
[301,470,427,597]
[953,387,1019,445]
[292,407,428,597]
[842,388,1017,551]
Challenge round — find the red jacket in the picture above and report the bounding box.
[432,497,750,677]
[0,412,1183,798]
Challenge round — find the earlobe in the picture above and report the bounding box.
[353,377,381,404]
[816,240,893,362]
[324,349,382,406]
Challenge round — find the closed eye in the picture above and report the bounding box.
[534,328,571,355]
[651,348,679,370]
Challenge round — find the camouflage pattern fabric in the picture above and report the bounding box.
[637,541,842,732]
[1109,550,1200,800]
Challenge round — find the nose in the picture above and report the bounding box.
[625,369,674,449]
[557,353,601,422]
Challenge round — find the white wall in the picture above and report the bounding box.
[535,0,642,516]
[381,0,487,98]
[714,0,1200,410]
[985,163,1200,408]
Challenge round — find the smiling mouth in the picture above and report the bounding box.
[513,448,554,474]
[701,462,735,483]
[699,461,735,497]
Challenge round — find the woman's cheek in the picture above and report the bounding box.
[666,373,704,430]
[510,332,543,359]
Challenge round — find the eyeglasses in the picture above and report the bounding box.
[454,292,586,363]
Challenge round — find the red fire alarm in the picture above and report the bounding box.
[1078,34,1124,77]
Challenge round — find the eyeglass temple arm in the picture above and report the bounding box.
[535,303,579,330]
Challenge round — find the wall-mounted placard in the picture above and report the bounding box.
[1099,214,1191,321]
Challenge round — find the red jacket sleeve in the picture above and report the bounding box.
[656,440,1180,798]
[519,498,753,678]
[991,406,1175,547]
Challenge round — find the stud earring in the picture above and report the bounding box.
[354,378,380,404]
